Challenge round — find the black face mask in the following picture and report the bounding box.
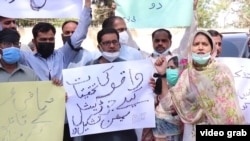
[36,42,55,58]
[62,36,71,44]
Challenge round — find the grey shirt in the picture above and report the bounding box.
[0,63,39,82]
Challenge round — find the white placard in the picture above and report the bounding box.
[217,57,250,123]
[0,0,83,18]
[62,59,155,137]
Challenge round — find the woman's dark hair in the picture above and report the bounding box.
[168,56,179,67]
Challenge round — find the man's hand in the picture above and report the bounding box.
[154,56,168,75]
[149,77,156,91]
[111,1,116,12]
[52,78,62,86]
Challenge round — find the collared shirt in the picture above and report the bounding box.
[86,57,124,65]
[20,43,33,52]
[91,44,143,61]
[0,63,39,82]
[149,51,172,59]
[119,44,143,61]
[147,51,173,66]
[19,7,91,80]
[67,48,93,68]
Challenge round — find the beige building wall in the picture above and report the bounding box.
[18,27,249,54]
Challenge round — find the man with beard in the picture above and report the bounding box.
[0,16,33,52]
[207,29,223,57]
[0,16,16,30]
[19,0,92,81]
[150,28,173,61]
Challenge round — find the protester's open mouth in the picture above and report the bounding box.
[197,52,205,55]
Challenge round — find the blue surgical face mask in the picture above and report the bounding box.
[166,68,179,86]
[153,48,169,56]
[1,47,20,64]
[192,52,211,65]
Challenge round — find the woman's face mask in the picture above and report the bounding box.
[192,52,211,65]
[166,68,179,86]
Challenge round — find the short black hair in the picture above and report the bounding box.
[32,22,56,39]
[102,16,123,28]
[97,28,119,44]
[207,29,223,38]
[61,20,78,30]
[152,28,172,40]
[0,28,20,43]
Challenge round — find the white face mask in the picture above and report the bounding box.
[119,31,129,45]
[153,48,169,56]
[102,51,120,62]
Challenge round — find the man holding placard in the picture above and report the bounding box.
[83,27,138,141]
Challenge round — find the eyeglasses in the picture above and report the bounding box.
[0,41,21,47]
[101,40,119,47]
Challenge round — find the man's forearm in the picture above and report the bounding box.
[70,6,91,49]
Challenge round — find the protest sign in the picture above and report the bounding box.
[0,81,65,141]
[63,59,155,137]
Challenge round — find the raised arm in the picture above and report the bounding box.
[61,0,92,66]
[68,0,91,49]
[172,0,198,58]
